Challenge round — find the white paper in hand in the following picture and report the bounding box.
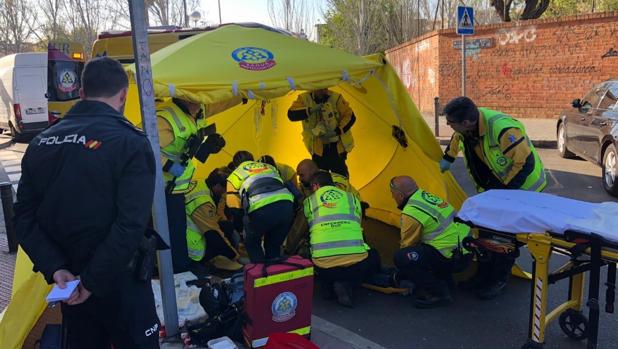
[46,280,80,303]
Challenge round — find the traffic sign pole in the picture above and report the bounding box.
[462,35,466,96]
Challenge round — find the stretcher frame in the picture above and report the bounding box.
[461,222,618,349]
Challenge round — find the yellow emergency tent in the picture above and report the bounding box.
[0,23,465,348]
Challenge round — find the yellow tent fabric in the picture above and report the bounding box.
[0,24,465,348]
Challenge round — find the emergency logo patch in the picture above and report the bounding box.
[272,292,297,322]
[508,134,517,143]
[58,69,78,93]
[497,156,508,166]
[320,189,342,208]
[231,47,276,71]
[421,192,442,206]
[407,251,419,261]
[243,162,269,174]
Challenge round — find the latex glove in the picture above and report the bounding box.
[439,159,452,173]
[311,124,326,136]
[168,162,186,177]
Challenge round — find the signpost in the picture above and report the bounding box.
[457,6,474,96]
[128,0,179,337]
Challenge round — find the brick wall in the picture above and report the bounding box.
[386,12,618,118]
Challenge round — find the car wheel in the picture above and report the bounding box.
[602,144,618,197]
[557,123,575,159]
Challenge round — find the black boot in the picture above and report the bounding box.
[333,282,354,308]
[476,280,507,300]
[414,282,453,309]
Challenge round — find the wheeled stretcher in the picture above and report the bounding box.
[456,190,618,349]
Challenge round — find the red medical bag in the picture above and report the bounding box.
[243,256,314,348]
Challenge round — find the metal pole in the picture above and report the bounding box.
[434,97,440,137]
[461,35,466,96]
[183,0,188,27]
[0,183,16,253]
[218,0,222,24]
[128,0,179,337]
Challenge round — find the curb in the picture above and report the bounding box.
[0,135,13,150]
[437,138,557,149]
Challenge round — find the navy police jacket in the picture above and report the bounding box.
[14,100,155,296]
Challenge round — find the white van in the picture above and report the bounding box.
[0,53,48,140]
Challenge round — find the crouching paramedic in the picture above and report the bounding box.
[227,151,294,263]
[185,169,242,273]
[389,176,471,308]
[304,171,380,308]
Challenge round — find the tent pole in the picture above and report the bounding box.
[128,0,179,338]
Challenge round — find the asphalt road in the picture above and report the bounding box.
[313,148,618,349]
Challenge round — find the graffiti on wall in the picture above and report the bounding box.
[602,48,618,59]
[497,27,537,45]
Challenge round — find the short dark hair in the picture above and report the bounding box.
[81,57,128,98]
[443,96,479,123]
[310,171,334,187]
[258,155,276,167]
[232,150,254,168]
[206,168,227,188]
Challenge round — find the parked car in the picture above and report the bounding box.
[557,78,618,196]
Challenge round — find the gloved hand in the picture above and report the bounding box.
[168,162,186,177]
[309,105,323,115]
[195,133,226,163]
[439,159,452,173]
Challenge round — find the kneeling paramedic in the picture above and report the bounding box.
[185,169,242,274]
[156,96,236,272]
[304,171,380,308]
[227,151,294,263]
[15,57,160,348]
[440,96,545,299]
[389,176,471,308]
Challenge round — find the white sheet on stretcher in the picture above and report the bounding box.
[456,190,618,244]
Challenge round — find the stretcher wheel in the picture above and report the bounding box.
[559,309,588,340]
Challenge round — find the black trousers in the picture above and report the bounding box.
[62,273,160,349]
[165,192,190,273]
[312,142,349,177]
[201,229,238,262]
[394,244,454,291]
[316,248,381,284]
[245,200,294,263]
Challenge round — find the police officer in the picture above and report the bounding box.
[15,57,160,348]
[304,171,379,308]
[288,89,356,177]
[390,176,471,308]
[156,97,231,272]
[226,151,294,263]
[440,96,546,299]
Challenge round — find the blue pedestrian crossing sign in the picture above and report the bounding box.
[457,6,474,35]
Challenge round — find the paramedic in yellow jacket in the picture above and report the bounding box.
[156,97,237,272]
[288,89,356,178]
[185,169,243,273]
[226,150,294,263]
[304,171,380,307]
[390,176,470,308]
[439,96,546,300]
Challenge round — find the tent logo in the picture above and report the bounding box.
[231,47,276,71]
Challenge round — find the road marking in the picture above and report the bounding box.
[8,173,20,182]
[0,154,17,161]
[3,166,20,173]
[311,315,387,349]
[1,160,20,166]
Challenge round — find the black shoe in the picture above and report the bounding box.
[321,282,336,301]
[476,280,507,300]
[333,282,354,308]
[414,292,453,309]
